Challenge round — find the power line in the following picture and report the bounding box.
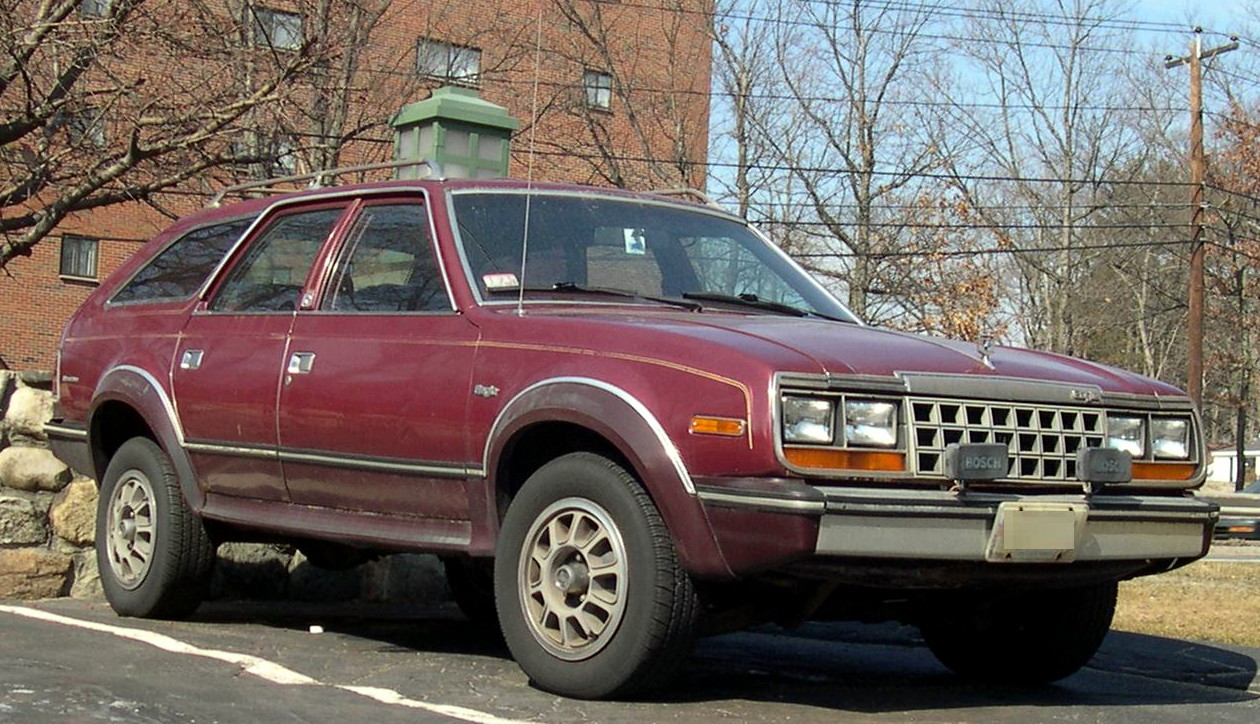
[512,146,1201,188]
[325,62,1190,117]
[754,219,1193,230]
[785,236,1192,259]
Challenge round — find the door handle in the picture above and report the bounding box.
[287,352,316,375]
[180,349,204,370]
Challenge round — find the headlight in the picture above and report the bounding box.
[783,397,834,443]
[844,400,898,447]
[1151,418,1190,460]
[1106,415,1146,457]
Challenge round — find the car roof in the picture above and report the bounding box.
[179,177,731,231]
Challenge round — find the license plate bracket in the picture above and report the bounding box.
[985,501,1087,563]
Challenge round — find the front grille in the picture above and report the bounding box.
[909,398,1105,482]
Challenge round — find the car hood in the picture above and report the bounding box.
[533,308,1187,398]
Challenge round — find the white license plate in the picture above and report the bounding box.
[985,501,1087,563]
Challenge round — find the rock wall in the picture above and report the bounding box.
[0,370,95,599]
[0,369,448,606]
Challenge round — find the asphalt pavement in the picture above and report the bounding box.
[1,595,1258,724]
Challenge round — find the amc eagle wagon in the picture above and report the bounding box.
[49,168,1216,699]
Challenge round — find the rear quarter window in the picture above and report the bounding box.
[110,218,253,304]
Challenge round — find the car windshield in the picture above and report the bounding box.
[451,191,858,322]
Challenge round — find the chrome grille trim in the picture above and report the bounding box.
[908,398,1107,482]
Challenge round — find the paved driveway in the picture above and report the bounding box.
[2,597,1257,723]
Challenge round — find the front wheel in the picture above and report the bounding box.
[920,582,1117,684]
[494,452,699,699]
[96,437,215,619]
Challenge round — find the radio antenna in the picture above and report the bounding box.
[517,1,545,316]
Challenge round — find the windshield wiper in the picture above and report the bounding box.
[682,291,849,322]
[488,282,702,312]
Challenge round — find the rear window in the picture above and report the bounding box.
[111,218,252,304]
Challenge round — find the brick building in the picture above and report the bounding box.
[0,0,712,370]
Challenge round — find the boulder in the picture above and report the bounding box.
[288,550,362,602]
[0,548,72,599]
[0,446,73,492]
[50,478,98,546]
[4,386,53,440]
[18,370,54,389]
[375,553,446,603]
[0,370,12,408]
[211,543,294,600]
[69,550,103,599]
[0,495,48,545]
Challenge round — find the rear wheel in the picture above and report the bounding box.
[920,582,1117,684]
[494,452,699,699]
[97,437,215,619]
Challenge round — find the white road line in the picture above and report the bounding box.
[0,604,532,724]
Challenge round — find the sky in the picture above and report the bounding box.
[1134,0,1246,36]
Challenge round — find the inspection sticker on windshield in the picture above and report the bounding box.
[483,272,519,290]
[624,229,647,255]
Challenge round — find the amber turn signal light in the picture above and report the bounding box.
[1130,462,1198,482]
[784,447,906,472]
[689,416,747,437]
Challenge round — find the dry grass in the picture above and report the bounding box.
[1113,557,1260,647]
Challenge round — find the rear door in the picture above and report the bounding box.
[278,197,480,521]
[173,202,349,500]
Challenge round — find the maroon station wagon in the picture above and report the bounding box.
[48,172,1217,699]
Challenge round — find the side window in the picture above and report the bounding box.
[111,219,252,304]
[210,207,343,312]
[324,204,448,313]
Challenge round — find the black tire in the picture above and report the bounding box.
[96,437,215,619]
[442,556,499,628]
[494,452,699,699]
[920,582,1117,684]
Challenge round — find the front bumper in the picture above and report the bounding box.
[695,478,1217,576]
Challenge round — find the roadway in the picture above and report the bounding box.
[2,592,1257,724]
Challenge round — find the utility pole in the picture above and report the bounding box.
[1165,28,1238,408]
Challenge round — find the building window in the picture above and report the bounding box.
[417,39,481,84]
[80,0,112,18]
[272,135,298,175]
[60,235,99,280]
[583,70,613,110]
[67,108,106,147]
[229,133,299,178]
[250,7,302,51]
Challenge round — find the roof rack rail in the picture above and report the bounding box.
[649,187,723,209]
[208,159,442,207]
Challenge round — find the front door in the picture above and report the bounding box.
[278,200,480,520]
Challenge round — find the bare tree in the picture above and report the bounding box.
[940,0,1148,355]
[0,0,333,268]
[525,0,712,189]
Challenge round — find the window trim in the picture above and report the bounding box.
[203,202,353,315]
[67,107,106,148]
[313,194,457,314]
[416,38,482,85]
[583,70,614,111]
[59,234,100,282]
[318,200,455,315]
[107,216,257,307]
[80,0,112,18]
[247,5,303,52]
